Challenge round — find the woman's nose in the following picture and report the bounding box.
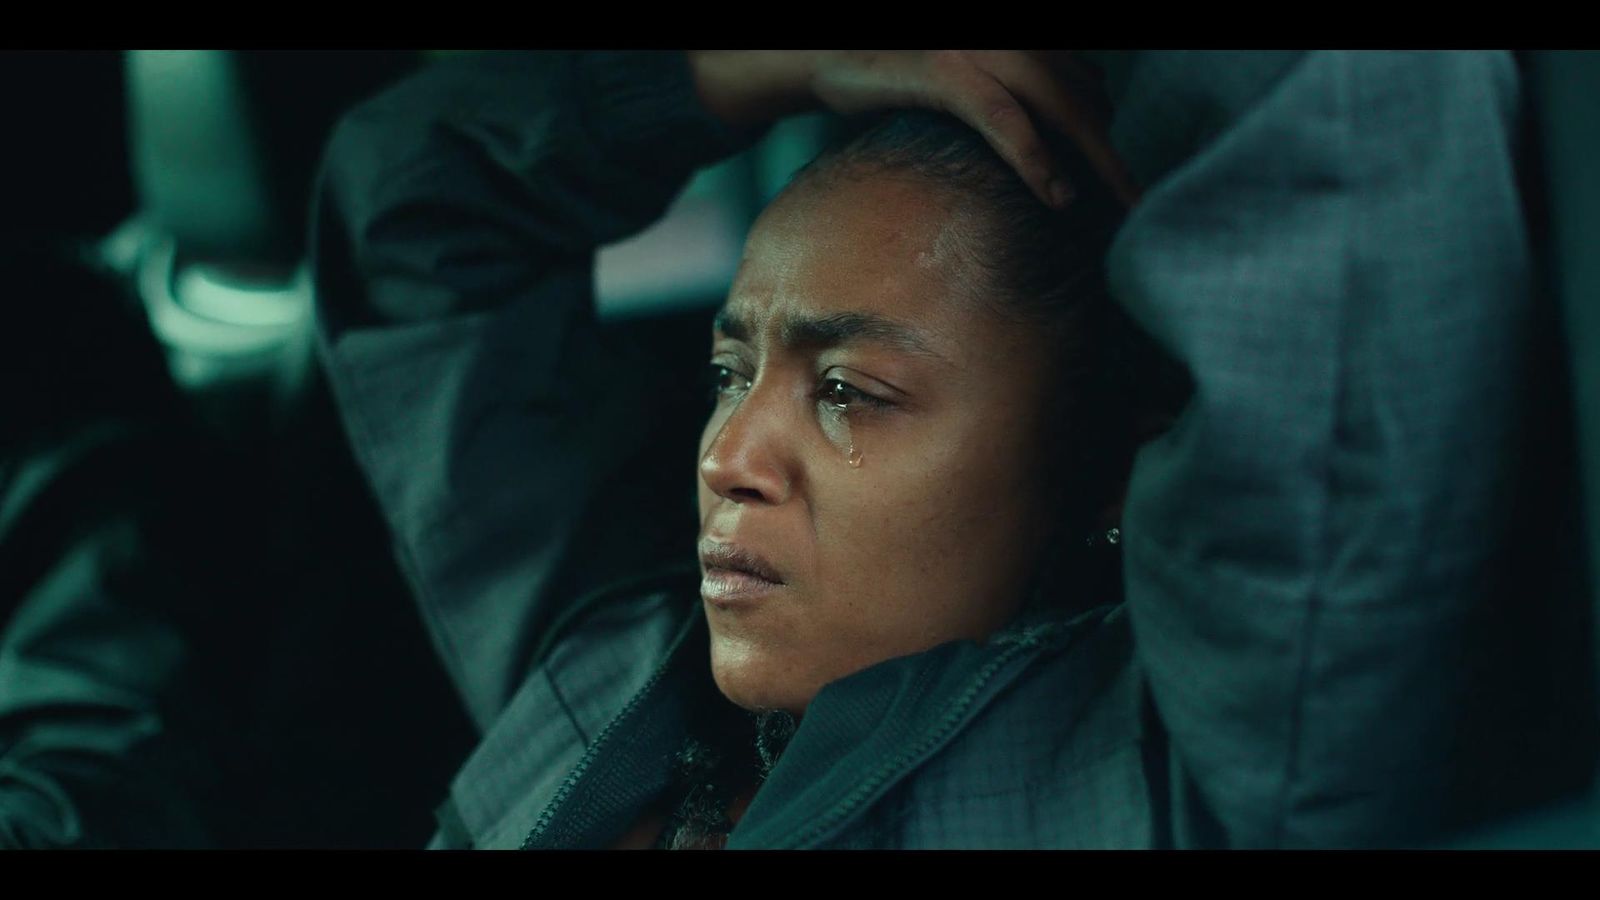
[699,390,793,506]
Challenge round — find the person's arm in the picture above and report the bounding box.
[313,51,759,731]
[1100,50,1591,846]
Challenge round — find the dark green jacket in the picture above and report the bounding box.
[312,50,1593,848]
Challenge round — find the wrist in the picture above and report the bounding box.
[687,51,824,131]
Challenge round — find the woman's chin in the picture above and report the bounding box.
[708,638,814,717]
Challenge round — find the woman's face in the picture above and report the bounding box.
[697,171,1062,715]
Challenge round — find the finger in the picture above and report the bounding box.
[812,51,1059,203]
[974,51,1141,208]
[970,51,1142,209]
[925,51,1066,208]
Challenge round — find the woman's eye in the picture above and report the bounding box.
[706,364,751,400]
[818,378,884,412]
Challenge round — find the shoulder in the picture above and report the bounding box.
[878,605,1158,848]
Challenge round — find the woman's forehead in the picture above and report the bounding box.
[745,170,974,277]
[712,303,952,366]
[724,176,987,356]
[719,265,970,366]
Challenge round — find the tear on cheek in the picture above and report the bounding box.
[820,408,865,470]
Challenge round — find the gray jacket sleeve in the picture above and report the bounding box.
[1101,50,1559,846]
[312,51,749,731]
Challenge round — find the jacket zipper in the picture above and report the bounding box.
[519,610,694,849]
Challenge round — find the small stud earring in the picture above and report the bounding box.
[1086,526,1121,548]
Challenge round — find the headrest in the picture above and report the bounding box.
[126,50,416,266]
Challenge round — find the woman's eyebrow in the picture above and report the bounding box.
[782,312,945,361]
[712,307,750,342]
[714,307,947,362]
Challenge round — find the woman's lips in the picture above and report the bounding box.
[698,539,786,606]
[700,567,784,605]
[699,540,784,583]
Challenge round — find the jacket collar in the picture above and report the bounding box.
[728,606,1111,848]
[516,601,1114,849]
